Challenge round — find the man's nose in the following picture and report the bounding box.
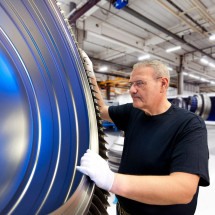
[129,84,137,93]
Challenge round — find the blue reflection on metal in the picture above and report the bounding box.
[208,97,215,121]
[0,0,91,214]
[0,44,32,212]
[0,48,19,93]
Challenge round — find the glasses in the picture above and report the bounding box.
[128,77,162,89]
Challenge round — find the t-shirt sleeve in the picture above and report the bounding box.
[170,116,210,187]
[108,103,132,132]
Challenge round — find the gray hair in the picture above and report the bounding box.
[133,60,170,82]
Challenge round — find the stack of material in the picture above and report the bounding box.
[107,136,124,172]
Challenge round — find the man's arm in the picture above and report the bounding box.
[79,49,112,122]
[111,172,200,205]
[77,149,200,205]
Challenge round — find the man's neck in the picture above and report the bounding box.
[144,100,171,116]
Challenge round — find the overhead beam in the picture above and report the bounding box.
[123,6,215,62]
[81,17,179,64]
[68,0,101,24]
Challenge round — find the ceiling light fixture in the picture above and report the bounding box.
[200,57,215,68]
[209,35,215,40]
[167,67,173,71]
[200,58,209,64]
[183,71,213,85]
[182,71,214,85]
[138,54,150,61]
[166,46,181,53]
[200,77,210,82]
[209,63,215,68]
[189,74,200,80]
[98,66,108,72]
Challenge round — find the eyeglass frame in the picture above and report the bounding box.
[128,77,163,89]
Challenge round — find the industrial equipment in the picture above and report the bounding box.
[112,0,129,9]
[170,93,215,121]
[0,0,108,214]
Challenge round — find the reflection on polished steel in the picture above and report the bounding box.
[108,136,124,173]
[189,94,212,120]
[172,93,213,121]
[0,0,108,214]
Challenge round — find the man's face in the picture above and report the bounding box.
[129,66,163,112]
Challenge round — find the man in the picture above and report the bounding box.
[77,50,209,215]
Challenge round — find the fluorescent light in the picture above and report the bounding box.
[200,58,215,68]
[189,74,200,80]
[200,78,210,82]
[184,72,212,84]
[166,46,181,53]
[56,2,62,6]
[209,35,215,40]
[200,58,209,64]
[138,54,150,61]
[209,63,215,68]
[167,67,173,71]
[99,66,108,72]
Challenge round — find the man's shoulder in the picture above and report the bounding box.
[171,104,205,124]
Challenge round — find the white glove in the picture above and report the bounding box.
[76,149,115,191]
[79,49,95,78]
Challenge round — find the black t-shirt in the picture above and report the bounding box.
[109,103,210,215]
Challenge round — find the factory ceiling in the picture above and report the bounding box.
[58,0,215,93]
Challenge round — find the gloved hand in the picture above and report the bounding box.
[76,149,115,191]
[79,49,95,78]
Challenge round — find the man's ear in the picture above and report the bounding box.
[160,78,168,93]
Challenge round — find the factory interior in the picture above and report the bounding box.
[0,0,215,214]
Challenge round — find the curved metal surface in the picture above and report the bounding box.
[190,94,211,120]
[194,94,203,116]
[207,96,215,121]
[0,0,102,214]
[171,96,187,109]
[0,40,32,213]
[187,95,198,113]
[200,94,211,120]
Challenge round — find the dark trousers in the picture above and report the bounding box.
[116,202,131,215]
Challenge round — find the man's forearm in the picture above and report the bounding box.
[110,172,199,205]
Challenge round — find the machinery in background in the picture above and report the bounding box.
[170,93,215,121]
[112,0,129,9]
[107,136,124,173]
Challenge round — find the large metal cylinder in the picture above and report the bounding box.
[0,1,106,214]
